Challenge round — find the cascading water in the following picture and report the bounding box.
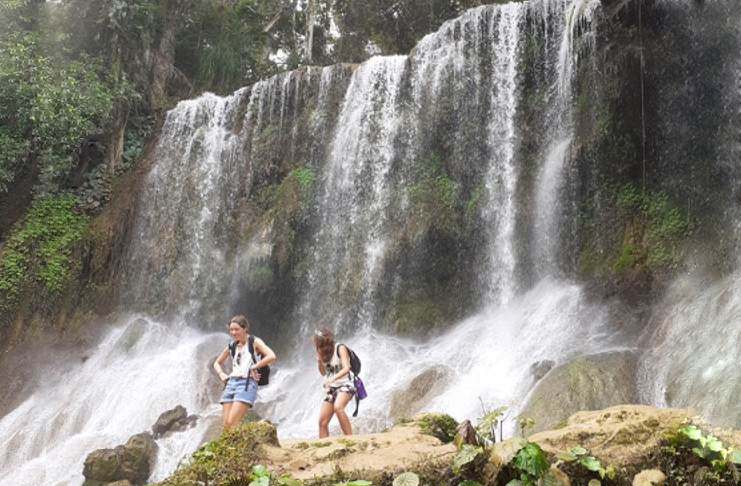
[635,0,741,429]
[6,0,741,485]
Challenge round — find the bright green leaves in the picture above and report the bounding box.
[0,193,88,314]
[512,442,549,481]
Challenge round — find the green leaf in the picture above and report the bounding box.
[346,481,372,486]
[250,477,269,486]
[728,448,741,465]
[252,465,268,477]
[393,472,419,486]
[513,442,548,478]
[579,456,602,472]
[571,446,587,456]
[453,444,483,473]
[681,425,703,441]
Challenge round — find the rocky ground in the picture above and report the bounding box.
[254,405,739,483]
[87,404,741,486]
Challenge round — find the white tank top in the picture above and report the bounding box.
[230,342,254,378]
[324,343,352,387]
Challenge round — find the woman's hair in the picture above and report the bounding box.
[229,315,249,331]
[314,328,335,363]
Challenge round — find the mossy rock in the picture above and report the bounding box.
[521,350,638,434]
[415,413,459,444]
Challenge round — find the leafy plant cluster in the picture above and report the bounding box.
[0,192,88,313]
[0,26,115,193]
[612,182,693,271]
[660,424,741,484]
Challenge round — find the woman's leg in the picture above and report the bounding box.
[318,400,335,438]
[221,403,232,427]
[225,401,251,428]
[333,392,353,435]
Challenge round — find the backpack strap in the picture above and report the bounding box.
[247,335,260,365]
[336,343,360,417]
[228,340,237,358]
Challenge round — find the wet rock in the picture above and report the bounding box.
[521,350,638,433]
[389,365,452,418]
[152,405,196,438]
[530,359,555,381]
[82,432,158,486]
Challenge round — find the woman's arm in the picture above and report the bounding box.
[317,355,326,376]
[253,338,276,368]
[324,345,351,387]
[213,348,230,381]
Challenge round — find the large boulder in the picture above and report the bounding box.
[389,365,453,418]
[82,432,158,486]
[521,350,638,433]
[529,405,689,468]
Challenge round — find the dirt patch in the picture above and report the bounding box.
[261,421,457,480]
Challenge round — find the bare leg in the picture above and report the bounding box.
[221,403,232,427]
[333,392,353,436]
[318,400,335,438]
[224,401,251,428]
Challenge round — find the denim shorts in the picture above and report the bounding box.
[220,376,257,405]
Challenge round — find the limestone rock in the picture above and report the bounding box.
[389,365,452,418]
[152,405,195,438]
[521,350,638,433]
[529,405,689,468]
[83,432,158,486]
[633,469,666,486]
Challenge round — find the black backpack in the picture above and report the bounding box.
[229,336,270,386]
[337,343,365,416]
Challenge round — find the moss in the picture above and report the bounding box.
[417,413,459,444]
[152,420,275,486]
[385,289,444,336]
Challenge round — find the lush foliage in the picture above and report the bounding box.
[0,193,88,311]
[662,424,741,484]
[0,20,114,192]
[579,182,693,274]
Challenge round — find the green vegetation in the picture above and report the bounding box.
[407,154,459,237]
[555,446,615,481]
[659,424,741,484]
[417,413,459,444]
[0,193,88,313]
[578,182,693,275]
[613,182,692,270]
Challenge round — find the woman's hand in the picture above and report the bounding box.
[218,371,228,382]
[250,366,261,381]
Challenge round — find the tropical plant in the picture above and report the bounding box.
[555,445,615,481]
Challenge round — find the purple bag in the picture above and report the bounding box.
[354,376,367,400]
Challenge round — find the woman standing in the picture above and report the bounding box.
[312,328,355,437]
[213,315,276,428]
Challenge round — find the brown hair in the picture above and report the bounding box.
[229,315,249,331]
[314,328,335,363]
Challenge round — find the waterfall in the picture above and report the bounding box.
[638,272,741,428]
[0,317,226,486]
[297,56,409,334]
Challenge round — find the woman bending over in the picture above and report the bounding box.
[312,328,355,437]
